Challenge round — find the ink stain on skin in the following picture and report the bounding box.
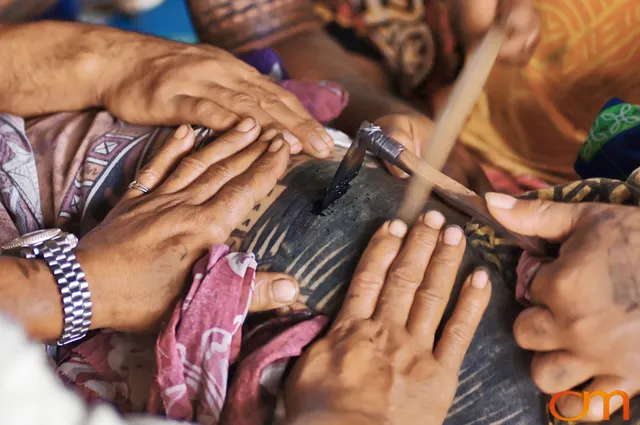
[313,172,359,216]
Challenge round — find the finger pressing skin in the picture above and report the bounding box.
[334,220,408,324]
[183,135,271,204]
[513,306,563,352]
[373,211,444,325]
[407,224,466,347]
[434,268,491,372]
[204,83,306,152]
[246,78,333,156]
[250,272,300,312]
[554,376,634,422]
[170,94,238,131]
[123,124,195,200]
[531,351,596,395]
[204,137,290,239]
[159,117,261,193]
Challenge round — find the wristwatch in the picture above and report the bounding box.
[1,229,92,346]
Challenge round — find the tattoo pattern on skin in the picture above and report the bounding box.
[186,0,322,53]
[606,209,640,312]
[226,148,472,315]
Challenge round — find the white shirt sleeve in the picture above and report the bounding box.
[0,315,188,425]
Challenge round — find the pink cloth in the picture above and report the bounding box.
[56,245,328,425]
[515,251,545,304]
[280,80,349,125]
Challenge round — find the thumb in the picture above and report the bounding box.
[485,192,586,241]
[250,272,300,312]
[375,116,421,179]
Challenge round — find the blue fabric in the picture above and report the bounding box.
[575,97,640,180]
[36,0,197,43]
[37,0,79,21]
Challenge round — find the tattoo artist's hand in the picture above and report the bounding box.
[285,214,491,425]
[375,113,493,194]
[101,39,334,158]
[486,193,640,421]
[77,119,300,334]
[454,0,541,64]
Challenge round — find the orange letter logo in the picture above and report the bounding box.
[550,390,630,421]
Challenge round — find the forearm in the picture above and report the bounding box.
[186,0,418,134]
[0,256,111,342]
[0,21,137,117]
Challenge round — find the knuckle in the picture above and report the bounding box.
[224,180,255,202]
[136,167,160,184]
[413,228,439,248]
[413,288,447,309]
[230,92,254,106]
[194,99,217,119]
[179,156,208,174]
[429,250,460,268]
[387,265,422,290]
[258,94,284,110]
[207,163,236,184]
[442,322,471,346]
[351,271,383,292]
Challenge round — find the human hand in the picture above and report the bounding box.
[285,213,491,425]
[374,113,492,194]
[486,193,640,421]
[100,38,334,158]
[454,0,541,65]
[77,119,300,334]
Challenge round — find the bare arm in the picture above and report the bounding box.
[186,0,419,135]
[0,21,151,117]
[0,256,112,341]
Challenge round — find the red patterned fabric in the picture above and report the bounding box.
[56,245,328,425]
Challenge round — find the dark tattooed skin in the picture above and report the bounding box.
[221,144,547,423]
[606,209,640,312]
[226,147,476,316]
[186,0,322,53]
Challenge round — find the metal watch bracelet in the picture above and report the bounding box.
[39,235,93,346]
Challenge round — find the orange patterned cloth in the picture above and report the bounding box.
[461,0,640,184]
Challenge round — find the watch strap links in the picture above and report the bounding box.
[40,236,92,346]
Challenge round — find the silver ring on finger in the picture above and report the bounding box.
[128,179,150,194]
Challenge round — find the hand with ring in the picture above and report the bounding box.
[77,119,301,333]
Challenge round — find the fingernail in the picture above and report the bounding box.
[174,124,190,139]
[423,210,445,230]
[485,192,517,209]
[236,117,257,132]
[443,225,464,246]
[273,279,298,303]
[471,269,489,289]
[388,219,407,238]
[282,130,301,149]
[269,137,285,152]
[260,128,279,142]
[309,134,329,154]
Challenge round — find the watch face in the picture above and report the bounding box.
[0,229,62,251]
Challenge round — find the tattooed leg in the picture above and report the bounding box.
[186,0,322,53]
